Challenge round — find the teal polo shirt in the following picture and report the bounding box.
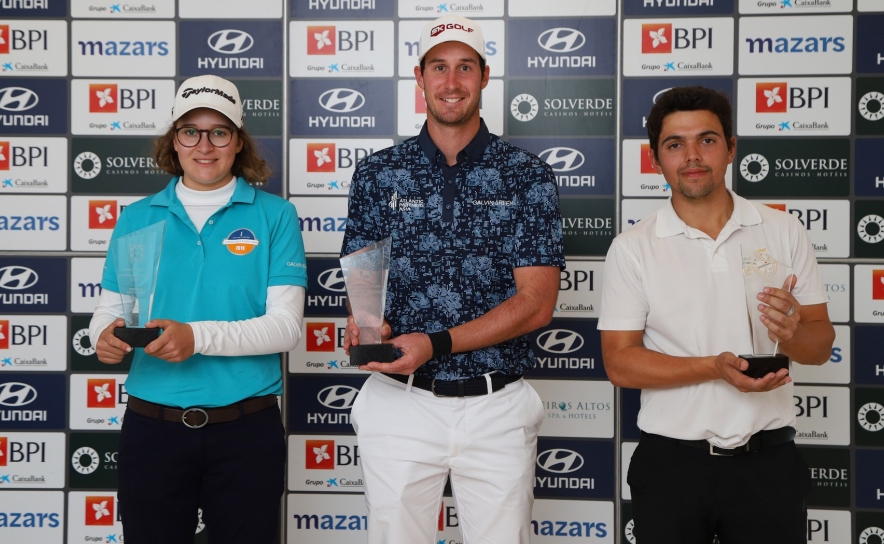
[101,177,308,408]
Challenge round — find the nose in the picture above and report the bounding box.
[195,132,215,153]
[683,140,701,163]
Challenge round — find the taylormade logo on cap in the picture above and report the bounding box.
[419,14,486,62]
[181,86,237,105]
[171,75,243,128]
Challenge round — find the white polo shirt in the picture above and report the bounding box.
[598,190,828,448]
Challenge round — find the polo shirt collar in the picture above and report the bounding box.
[656,188,762,239]
[150,176,255,208]
[418,118,491,166]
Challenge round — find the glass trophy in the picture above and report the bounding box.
[740,245,793,379]
[340,237,395,366]
[111,221,165,348]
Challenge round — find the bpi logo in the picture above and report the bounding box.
[0,24,47,55]
[318,88,365,113]
[308,26,336,55]
[306,322,336,352]
[0,265,39,290]
[538,148,584,172]
[874,270,884,300]
[537,448,584,473]
[317,385,358,409]
[0,141,8,170]
[0,320,7,349]
[88,200,117,230]
[86,378,116,409]
[0,25,8,56]
[307,143,335,173]
[306,439,335,469]
[84,495,114,526]
[0,381,37,406]
[207,29,254,55]
[538,28,585,53]
[756,82,829,113]
[0,86,39,112]
[640,143,656,174]
[89,84,117,113]
[641,23,712,54]
[536,330,584,354]
[0,436,6,465]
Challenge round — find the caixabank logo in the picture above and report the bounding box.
[507,18,615,76]
[289,196,348,254]
[291,21,394,78]
[70,137,168,194]
[304,258,348,317]
[0,490,64,544]
[735,139,849,197]
[71,79,174,135]
[66,491,123,544]
[856,77,884,136]
[0,258,66,314]
[287,493,367,544]
[289,318,361,374]
[179,21,281,77]
[234,79,282,136]
[798,446,850,507]
[559,198,614,256]
[508,79,615,136]
[855,325,884,384]
[70,0,176,18]
[0,78,66,134]
[0,315,66,371]
[525,318,605,379]
[793,385,850,446]
[739,0,852,15]
[0,432,65,488]
[71,20,174,77]
[286,374,367,434]
[288,435,363,493]
[507,137,615,197]
[856,14,884,74]
[70,315,133,372]
[855,200,884,258]
[69,374,128,430]
[1,1,66,17]
[0,374,65,430]
[622,17,734,77]
[68,432,119,489]
[738,15,852,75]
[555,260,604,319]
[0,195,66,251]
[397,19,504,78]
[620,77,733,137]
[70,195,140,252]
[533,438,614,499]
[293,0,394,18]
[736,78,851,136]
[0,137,67,193]
[855,450,884,509]
[623,0,734,15]
[755,200,849,257]
[400,0,504,17]
[289,138,393,196]
[529,378,614,439]
[855,139,884,197]
[855,387,884,447]
[0,20,66,76]
[291,80,394,136]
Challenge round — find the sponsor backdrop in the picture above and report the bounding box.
[0,0,880,543]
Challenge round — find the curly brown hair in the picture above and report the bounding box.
[153,120,272,185]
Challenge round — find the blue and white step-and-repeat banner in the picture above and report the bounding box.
[0,0,881,542]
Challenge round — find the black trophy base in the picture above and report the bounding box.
[351,343,395,366]
[739,354,790,379]
[114,326,160,348]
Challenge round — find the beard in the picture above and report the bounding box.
[674,164,718,200]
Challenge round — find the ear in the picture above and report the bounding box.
[649,147,663,175]
[414,65,425,91]
[480,65,490,90]
[235,133,244,154]
[727,136,736,164]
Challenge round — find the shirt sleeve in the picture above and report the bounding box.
[341,158,383,257]
[512,160,566,268]
[268,200,308,288]
[597,238,650,331]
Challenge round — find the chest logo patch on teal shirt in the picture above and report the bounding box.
[222,228,259,255]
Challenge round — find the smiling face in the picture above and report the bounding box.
[173,108,243,191]
[649,109,736,202]
[414,40,489,130]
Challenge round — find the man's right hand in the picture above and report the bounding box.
[714,351,791,393]
[342,315,392,355]
[96,319,132,364]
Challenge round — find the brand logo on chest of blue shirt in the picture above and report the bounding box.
[222,228,259,255]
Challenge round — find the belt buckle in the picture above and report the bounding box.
[431,378,443,397]
[181,407,208,429]
[708,443,749,456]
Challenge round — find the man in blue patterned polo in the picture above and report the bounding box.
[341,14,565,544]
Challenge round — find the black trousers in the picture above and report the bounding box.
[628,432,811,544]
[117,402,286,544]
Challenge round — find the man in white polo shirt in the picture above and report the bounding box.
[599,86,834,544]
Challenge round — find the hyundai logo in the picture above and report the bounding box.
[318,88,365,113]
[208,29,255,54]
[0,382,38,407]
[317,385,359,409]
[0,87,39,112]
[0,266,39,291]
[537,28,585,53]
[538,148,585,173]
[536,330,584,354]
[537,449,584,473]
[318,268,346,293]
[653,87,673,104]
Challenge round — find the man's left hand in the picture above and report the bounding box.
[757,275,800,344]
[143,319,194,363]
[358,332,432,374]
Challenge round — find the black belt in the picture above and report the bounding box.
[382,372,522,397]
[647,426,796,456]
[127,395,278,429]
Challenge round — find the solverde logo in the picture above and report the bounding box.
[69,432,120,489]
[856,77,884,136]
[70,138,168,194]
[735,139,849,197]
[507,79,615,136]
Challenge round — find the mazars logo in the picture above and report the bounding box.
[0,382,37,406]
[208,29,254,55]
[538,148,584,172]
[88,200,117,230]
[0,266,39,290]
[308,26,336,55]
[744,34,845,54]
[317,385,358,409]
[318,268,346,292]
[538,28,585,53]
[536,330,585,354]
[318,88,365,113]
[89,84,117,113]
[307,143,335,173]
[537,448,584,473]
[0,87,39,112]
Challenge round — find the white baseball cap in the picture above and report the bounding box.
[418,14,486,63]
[171,75,244,128]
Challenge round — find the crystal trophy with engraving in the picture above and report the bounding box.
[340,237,395,366]
[111,221,165,348]
[739,245,794,379]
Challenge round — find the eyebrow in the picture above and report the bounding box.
[660,130,722,144]
[426,57,479,65]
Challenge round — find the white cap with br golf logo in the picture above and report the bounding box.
[418,14,486,63]
[171,74,243,128]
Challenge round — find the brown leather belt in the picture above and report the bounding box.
[127,395,278,429]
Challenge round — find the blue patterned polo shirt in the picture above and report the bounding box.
[341,120,565,380]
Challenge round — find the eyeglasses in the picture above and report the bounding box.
[175,126,236,148]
